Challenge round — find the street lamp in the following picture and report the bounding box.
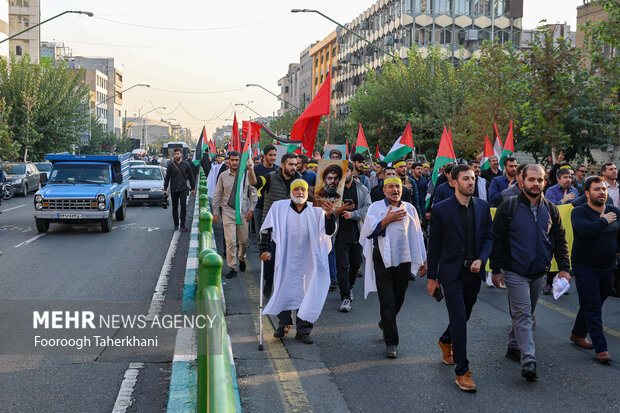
[101,83,149,105]
[246,83,300,111]
[235,103,265,120]
[0,10,94,45]
[291,9,399,60]
[139,106,166,149]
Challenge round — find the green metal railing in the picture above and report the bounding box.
[195,171,238,413]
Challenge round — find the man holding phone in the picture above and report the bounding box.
[427,164,494,392]
[335,164,371,312]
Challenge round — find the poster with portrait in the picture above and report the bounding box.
[313,160,348,208]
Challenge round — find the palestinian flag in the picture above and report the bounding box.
[355,123,369,155]
[493,123,504,169]
[499,120,515,167]
[208,138,217,157]
[383,123,415,165]
[480,136,494,170]
[235,126,252,225]
[192,126,208,165]
[427,126,456,208]
[232,114,241,152]
[375,144,385,161]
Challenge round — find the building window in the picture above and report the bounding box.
[454,0,470,14]
[473,0,490,15]
[436,28,453,45]
[9,0,30,7]
[9,15,29,31]
[435,0,452,13]
[415,26,432,45]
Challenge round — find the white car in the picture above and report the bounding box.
[127,165,166,205]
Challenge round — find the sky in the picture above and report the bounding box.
[42,0,585,139]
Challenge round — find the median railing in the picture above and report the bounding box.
[195,172,240,413]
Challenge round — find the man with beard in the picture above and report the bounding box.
[488,157,518,207]
[260,179,336,344]
[569,176,619,363]
[350,153,371,191]
[360,177,427,359]
[316,165,343,203]
[480,155,502,188]
[427,165,494,391]
[546,167,579,205]
[370,161,387,189]
[490,165,570,381]
[601,162,619,207]
[248,153,302,297]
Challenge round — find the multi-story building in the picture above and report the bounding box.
[40,40,72,62]
[299,42,317,108]
[213,125,233,145]
[125,117,172,147]
[75,69,109,129]
[334,0,523,115]
[0,0,8,58]
[65,57,123,135]
[8,0,39,61]
[520,23,575,52]
[577,0,616,66]
[309,30,338,115]
[277,63,300,116]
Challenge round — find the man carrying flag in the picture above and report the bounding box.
[212,146,258,279]
[480,135,502,188]
[425,127,457,216]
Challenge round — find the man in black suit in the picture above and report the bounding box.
[426,164,493,392]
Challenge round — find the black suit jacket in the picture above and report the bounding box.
[427,195,494,285]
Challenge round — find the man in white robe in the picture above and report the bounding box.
[360,177,427,358]
[260,179,336,344]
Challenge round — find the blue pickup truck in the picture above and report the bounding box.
[33,153,130,233]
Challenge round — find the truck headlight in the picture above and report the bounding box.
[97,194,106,203]
[35,203,43,210]
[35,194,43,202]
[98,203,106,210]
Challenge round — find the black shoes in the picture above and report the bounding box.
[274,325,291,338]
[521,361,538,381]
[295,333,314,344]
[385,344,397,359]
[543,284,552,295]
[225,269,237,279]
[329,281,338,292]
[506,347,520,362]
[239,260,246,272]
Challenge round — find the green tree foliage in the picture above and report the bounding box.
[81,115,133,155]
[0,99,19,161]
[0,55,90,161]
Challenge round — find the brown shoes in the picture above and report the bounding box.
[455,371,477,392]
[570,333,594,349]
[438,340,455,365]
[596,351,612,364]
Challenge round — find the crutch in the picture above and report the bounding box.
[258,259,264,351]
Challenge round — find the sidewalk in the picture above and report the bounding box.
[219,227,350,413]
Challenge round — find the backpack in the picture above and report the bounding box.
[504,195,560,227]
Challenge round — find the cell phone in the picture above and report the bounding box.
[344,199,353,204]
[433,286,444,302]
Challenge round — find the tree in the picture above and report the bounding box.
[81,115,134,155]
[0,99,19,161]
[0,55,90,161]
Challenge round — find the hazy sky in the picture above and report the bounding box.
[42,0,585,138]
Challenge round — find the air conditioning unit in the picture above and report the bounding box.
[466,29,478,41]
[385,35,394,46]
[350,55,360,65]
[360,20,368,30]
[345,53,352,63]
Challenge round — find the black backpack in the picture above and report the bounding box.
[503,195,560,226]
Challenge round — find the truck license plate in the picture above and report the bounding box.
[133,194,149,199]
[57,213,82,219]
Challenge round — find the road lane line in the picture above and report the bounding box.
[242,270,313,412]
[14,233,46,248]
[2,204,27,212]
[538,299,620,339]
[146,230,180,321]
[111,362,144,413]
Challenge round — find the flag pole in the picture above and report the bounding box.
[258,260,264,351]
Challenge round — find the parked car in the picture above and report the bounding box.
[128,165,166,205]
[33,161,53,173]
[2,162,41,196]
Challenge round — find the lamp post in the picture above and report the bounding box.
[245,83,300,111]
[139,106,165,149]
[235,103,265,120]
[0,10,94,46]
[291,9,399,60]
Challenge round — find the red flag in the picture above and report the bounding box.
[375,144,383,160]
[208,138,217,156]
[346,140,349,158]
[355,123,369,154]
[448,126,453,148]
[504,120,515,152]
[242,121,262,144]
[232,114,241,152]
[291,71,331,155]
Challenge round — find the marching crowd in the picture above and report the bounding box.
[193,144,619,393]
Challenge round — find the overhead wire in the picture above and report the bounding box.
[93,16,281,31]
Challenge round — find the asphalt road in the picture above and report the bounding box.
[0,193,193,413]
[226,232,620,413]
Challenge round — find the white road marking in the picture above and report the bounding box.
[111,362,144,413]
[14,233,46,248]
[146,230,180,321]
[1,204,27,212]
[147,226,159,232]
[172,327,196,363]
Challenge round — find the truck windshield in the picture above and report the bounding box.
[48,164,110,184]
[130,167,162,180]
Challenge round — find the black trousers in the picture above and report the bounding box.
[336,241,363,300]
[439,268,481,376]
[170,190,188,227]
[262,240,276,298]
[277,310,313,335]
[373,248,411,346]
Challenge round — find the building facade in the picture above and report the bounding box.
[299,42,317,108]
[277,63,300,116]
[125,117,172,147]
[334,0,523,114]
[65,57,123,136]
[40,40,72,62]
[8,0,39,61]
[576,0,616,66]
[213,125,233,145]
[520,23,576,52]
[309,30,338,114]
[0,0,8,58]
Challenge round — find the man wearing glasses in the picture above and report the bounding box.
[574,165,587,195]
